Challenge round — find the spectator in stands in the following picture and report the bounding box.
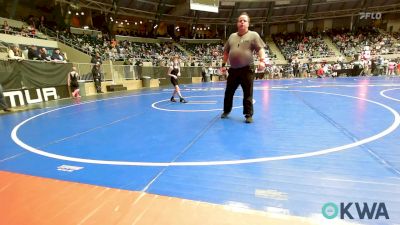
[111,38,117,48]
[362,59,371,76]
[123,58,133,79]
[337,55,344,68]
[27,15,37,37]
[8,45,24,60]
[91,52,102,65]
[27,25,36,37]
[332,63,341,77]
[286,64,294,78]
[388,60,397,76]
[376,55,384,75]
[20,25,29,37]
[167,55,187,103]
[302,62,311,78]
[270,63,281,79]
[67,66,81,101]
[292,54,300,77]
[27,15,36,30]
[254,66,265,80]
[370,57,378,76]
[273,32,332,60]
[134,59,143,78]
[207,64,214,81]
[201,64,207,82]
[92,62,103,93]
[28,45,39,60]
[51,48,66,62]
[323,63,332,76]
[314,63,322,78]
[220,12,266,123]
[362,46,371,61]
[2,20,11,34]
[0,84,11,112]
[352,54,363,76]
[397,59,400,75]
[383,58,389,75]
[38,15,46,32]
[38,47,51,61]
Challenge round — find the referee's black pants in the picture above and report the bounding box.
[223,66,254,116]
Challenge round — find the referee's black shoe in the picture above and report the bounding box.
[221,112,229,119]
[245,115,253,123]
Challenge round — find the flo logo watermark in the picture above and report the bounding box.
[322,202,389,220]
[359,12,382,19]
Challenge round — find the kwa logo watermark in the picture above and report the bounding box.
[322,202,389,220]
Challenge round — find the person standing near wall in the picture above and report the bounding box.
[91,52,103,65]
[201,63,207,82]
[0,84,11,112]
[91,52,103,93]
[92,62,103,93]
[68,66,81,102]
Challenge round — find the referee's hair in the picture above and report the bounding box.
[239,12,250,23]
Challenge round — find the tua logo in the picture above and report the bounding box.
[4,87,58,107]
[359,12,382,20]
[322,202,389,220]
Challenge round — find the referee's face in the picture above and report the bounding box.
[237,15,249,34]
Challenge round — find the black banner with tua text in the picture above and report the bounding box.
[0,60,72,107]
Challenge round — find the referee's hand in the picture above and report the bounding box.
[220,66,227,75]
[257,61,266,72]
[220,63,226,74]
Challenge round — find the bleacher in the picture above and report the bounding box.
[272,32,335,61]
[1,13,399,99]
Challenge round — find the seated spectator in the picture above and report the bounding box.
[27,15,37,31]
[38,47,51,61]
[20,25,29,37]
[27,25,36,37]
[2,20,11,34]
[273,32,333,60]
[27,45,39,60]
[27,15,37,37]
[8,45,24,60]
[51,48,66,62]
[38,15,46,32]
[111,38,117,48]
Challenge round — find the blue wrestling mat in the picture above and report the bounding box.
[1,77,400,224]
